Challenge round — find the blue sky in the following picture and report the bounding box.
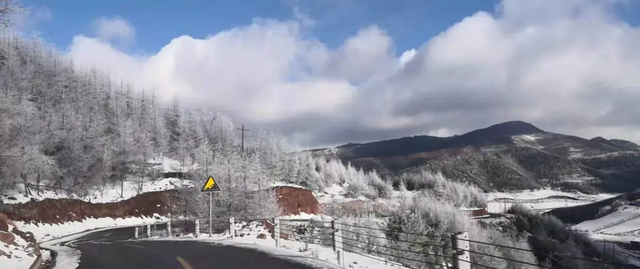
[23,0,502,55]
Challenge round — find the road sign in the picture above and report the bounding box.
[201,176,221,192]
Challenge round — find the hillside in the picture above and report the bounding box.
[311,121,640,193]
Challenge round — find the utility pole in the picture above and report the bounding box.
[236,124,249,152]
[236,124,250,202]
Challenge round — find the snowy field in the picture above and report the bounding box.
[486,188,616,201]
[573,207,640,232]
[486,188,617,214]
[600,216,640,235]
[142,221,409,269]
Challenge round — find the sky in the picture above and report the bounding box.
[11,0,640,148]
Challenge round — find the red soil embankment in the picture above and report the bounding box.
[0,186,320,225]
[274,186,320,216]
[0,190,179,224]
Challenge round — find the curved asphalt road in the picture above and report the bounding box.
[59,227,324,269]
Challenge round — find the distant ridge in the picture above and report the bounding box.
[310,120,640,194]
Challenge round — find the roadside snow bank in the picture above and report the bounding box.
[16,215,168,242]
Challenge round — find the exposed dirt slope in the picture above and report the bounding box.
[273,186,320,215]
[0,190,179,224]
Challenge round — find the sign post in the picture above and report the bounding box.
[201,176,221,236]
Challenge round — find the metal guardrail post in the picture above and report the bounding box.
[332,220,344,266]
[134,227,139,239]
[147,224,151,238]
[452,231,470,269]
[229,217,235,239]
[167,220,172,237]
[274,217,281,248]
[195,219,200,238]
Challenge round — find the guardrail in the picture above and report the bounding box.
[135,216,636,269]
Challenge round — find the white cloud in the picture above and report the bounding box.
[66,0,640,147]
[92,16,136,47]
[10,5,52,32]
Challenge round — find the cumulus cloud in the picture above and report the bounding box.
[66,0,640,147]
[91,16,136,47]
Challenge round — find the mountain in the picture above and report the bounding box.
[311,121,640,193]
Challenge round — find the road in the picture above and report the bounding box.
[57,226,323,269]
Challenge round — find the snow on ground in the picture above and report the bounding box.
[573,206,640,231]
[512,134,544,149]
[314,184,363,204]
[280,213,334,221]
[0,223,39,269]
[486,188,617,214]
[487,199,591,214]
[143,221,408,269]
[148,156,198,173]
[2,156,194,204]
[16,215,169,242]
[314,184,419,206]
[579,232,640,243]
[600,215,640,235]
[270,182,308,189]
[2,177,192,205]
[575,151,640,160]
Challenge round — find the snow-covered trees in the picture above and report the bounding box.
[384,195,537,269]
[0,35,170,194]
[396,170,487,208]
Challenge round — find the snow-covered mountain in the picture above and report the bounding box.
[311,121,640,193]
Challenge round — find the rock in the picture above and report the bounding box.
[0,220,8,232]
[257,234,267,239]
[0,231,16,244]
[12,229,35,245]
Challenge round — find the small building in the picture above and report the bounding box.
[460,207,490,218]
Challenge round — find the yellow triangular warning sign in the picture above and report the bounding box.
[201,176,221,192]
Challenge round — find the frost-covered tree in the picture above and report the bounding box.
[0,0,21,28]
